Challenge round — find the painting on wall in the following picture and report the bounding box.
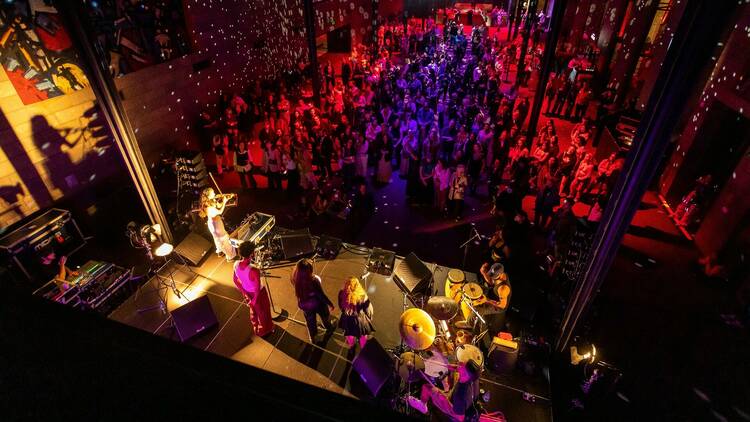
[0,0,89,105]
[83,0,191,78]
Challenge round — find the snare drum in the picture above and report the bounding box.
[444,268,466,301]
[455,343,484,369]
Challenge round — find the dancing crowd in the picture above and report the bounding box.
[199,14,624,269]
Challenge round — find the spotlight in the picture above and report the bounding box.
[570,343,597,365]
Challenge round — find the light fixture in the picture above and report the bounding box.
[570,343,597,365]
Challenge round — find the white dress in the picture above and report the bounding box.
[207,206,235,260]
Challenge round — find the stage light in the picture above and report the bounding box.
[154,242,174,257]
[570,343,597,365]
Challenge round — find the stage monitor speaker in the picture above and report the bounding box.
[170,295,219,342]
[174,232,212,266]
[393,252,433,297]
[314,235,342,260]
[280,229,314,260]
[352,338,394,397]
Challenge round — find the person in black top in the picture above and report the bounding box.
[291,258,335,343]
[234,141,257,190]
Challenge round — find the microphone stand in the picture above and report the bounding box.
[459,224,483,269]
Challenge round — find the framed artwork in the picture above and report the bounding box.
[0,0,89,104]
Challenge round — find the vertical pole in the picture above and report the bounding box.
[607,0,659,107]
[526,0,567,140]
[514,0,538,87]
[303,0,321,107]
[554,0,737,352]
[56,1,172,242]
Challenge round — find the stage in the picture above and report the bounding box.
[108,243,553,421]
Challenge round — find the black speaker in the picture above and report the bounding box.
[314,235,342,260]
[487,343,519,374]
[174,232,213,266]
[279,229,314,260]
[170,295,219,342]
[327,25,352,53]
[393,252,433,297]
[352,338,394,397]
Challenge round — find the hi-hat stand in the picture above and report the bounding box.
[459,290,489,346]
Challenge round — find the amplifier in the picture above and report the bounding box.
[0,209,85,283]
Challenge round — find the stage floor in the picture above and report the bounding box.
[109,246,552,421]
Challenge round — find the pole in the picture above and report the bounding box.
[554,0,738,352]
[525,0,566,140]
[514,0,537,88]
[56,0,172,243]
[303,0,321,107]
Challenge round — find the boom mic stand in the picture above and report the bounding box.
[459,223,483,269]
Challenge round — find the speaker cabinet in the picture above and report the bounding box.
[393,252,433,297]
[279,229,314,260]
[174,232,213,266]
[352,338,394,397]
[170,295,219,342]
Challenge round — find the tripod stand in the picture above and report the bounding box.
[136,257,192,329]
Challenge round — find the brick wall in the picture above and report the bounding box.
[0,0,397,231]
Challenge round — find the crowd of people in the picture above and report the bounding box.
[197,13,624,272]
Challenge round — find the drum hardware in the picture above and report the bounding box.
[455,329,473,345]
[458,288,489,346]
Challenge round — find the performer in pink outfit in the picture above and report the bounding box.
[232,241,274,337]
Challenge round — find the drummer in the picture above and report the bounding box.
[480,262,511,310]
[421,359,482,422]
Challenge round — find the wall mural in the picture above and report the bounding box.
[83,0,191,78]
[0,0,89,105]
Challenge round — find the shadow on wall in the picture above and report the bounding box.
[0,103,119,231]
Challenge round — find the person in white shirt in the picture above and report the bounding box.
[433,158,452,214]
[448,164,468,221]
[199,188,236,260]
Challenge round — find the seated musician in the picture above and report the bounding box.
[479,262,511,311]
[421,360,482,422]
[40,252,78,291]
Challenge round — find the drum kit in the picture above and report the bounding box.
[394,268,492,417]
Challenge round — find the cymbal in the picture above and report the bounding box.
[397,352,425,382]
[399,308,436,350]
[426,296,459,320]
